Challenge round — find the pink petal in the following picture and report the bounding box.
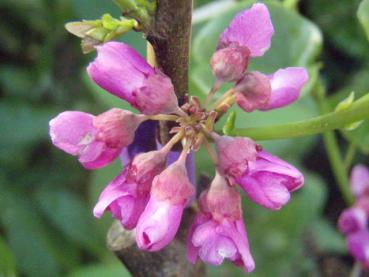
[136,197,184,252]
[260,67,309,111]
[350,164,369,198]
[239,174,290,210]
[218,3,274,57]
[347,230,369,265]
[338,207,367,235]
[49,111,95,155]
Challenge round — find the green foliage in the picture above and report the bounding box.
[358,0,369,40]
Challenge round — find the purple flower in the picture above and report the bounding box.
[49,109,144,169]
[350,164,369,198]
[87,42,179,115]
[238,151,304,210]
[136,158,195,251]
[338,207,367,235]
[347,230,369,268]
[187,173,255,272]
[93,149,168,229]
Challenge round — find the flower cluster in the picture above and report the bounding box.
[49,3,307,272]
[338,164,369,268]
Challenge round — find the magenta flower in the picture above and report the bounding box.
[238,151,304,210]
[215,135,303,210]
[210,3,308,112]
[338,207,367,235]
[136,158,195,251]
[347,230,369,268]
[350,164,369,198]
[87,42,179,115]
[49,108,144,169]
[93,149,168,229]
[187,173,255,272]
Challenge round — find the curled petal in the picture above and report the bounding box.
[218,3,274,57]
[260,67,309,111]
[136,197,184,251]
[350,164,369,198]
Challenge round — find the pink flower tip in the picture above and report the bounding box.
[350,164,369,198]
[49,109,143,169]
[338,207,367,235]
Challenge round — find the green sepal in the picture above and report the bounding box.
[222,111,236,135]
[65,13,138,54]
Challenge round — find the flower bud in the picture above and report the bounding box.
[238,151,304,210]
[338,207,367,235]
[347,230,369,268]
[87,42,179,115]
[93,149,168,229]
[214,135,258,182]
[350,164,369,198]
[235,72,271,112]
[210,45,250,82]
[136,159,195,251]
[49,108,143,169]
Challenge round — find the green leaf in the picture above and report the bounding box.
[68,263,130,277]
[358,0,369,41]
[0,235,16,277]
[35,186,104,258]
[222,111,236,135]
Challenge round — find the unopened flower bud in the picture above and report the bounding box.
[350,164,369,198]
[235,72,271,112]
[136,159,195,251]
[338,207,367,235]
[210,45,250,82]
[87,42,179,115]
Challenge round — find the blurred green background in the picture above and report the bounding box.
[1,0,369,276]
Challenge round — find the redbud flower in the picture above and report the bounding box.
[347,230,369,268]
[93,149,168,229]
[350,164,369,198]
[338,207,367,235]
[136,157,195,251]
[238,150,304,210]
[49,108,144,169]
[187,172,255,272]
[87,42,179,115]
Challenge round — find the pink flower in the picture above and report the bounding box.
[350,164,369,198]
[49,108,144,169]
[237,151,304,210]
[93,149,168,229]
[187,173,255,272]
[87,42,179,115]
[235,67,308,112]
[136,158,195,251]
[214,135,258,183]
[338,207,367,235]
[347,230,369,268]
[218,3,274,57]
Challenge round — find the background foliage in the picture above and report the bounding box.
[0,0,368,276]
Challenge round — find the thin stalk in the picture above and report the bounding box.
[344,144,357,172]
[229,93,369,140]
[349,262,361,277]
[203,137,218,165]
[210,88,235,110]
[146,114,179,121]
[315,86,355,205]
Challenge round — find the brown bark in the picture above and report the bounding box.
[107,209,205,277]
